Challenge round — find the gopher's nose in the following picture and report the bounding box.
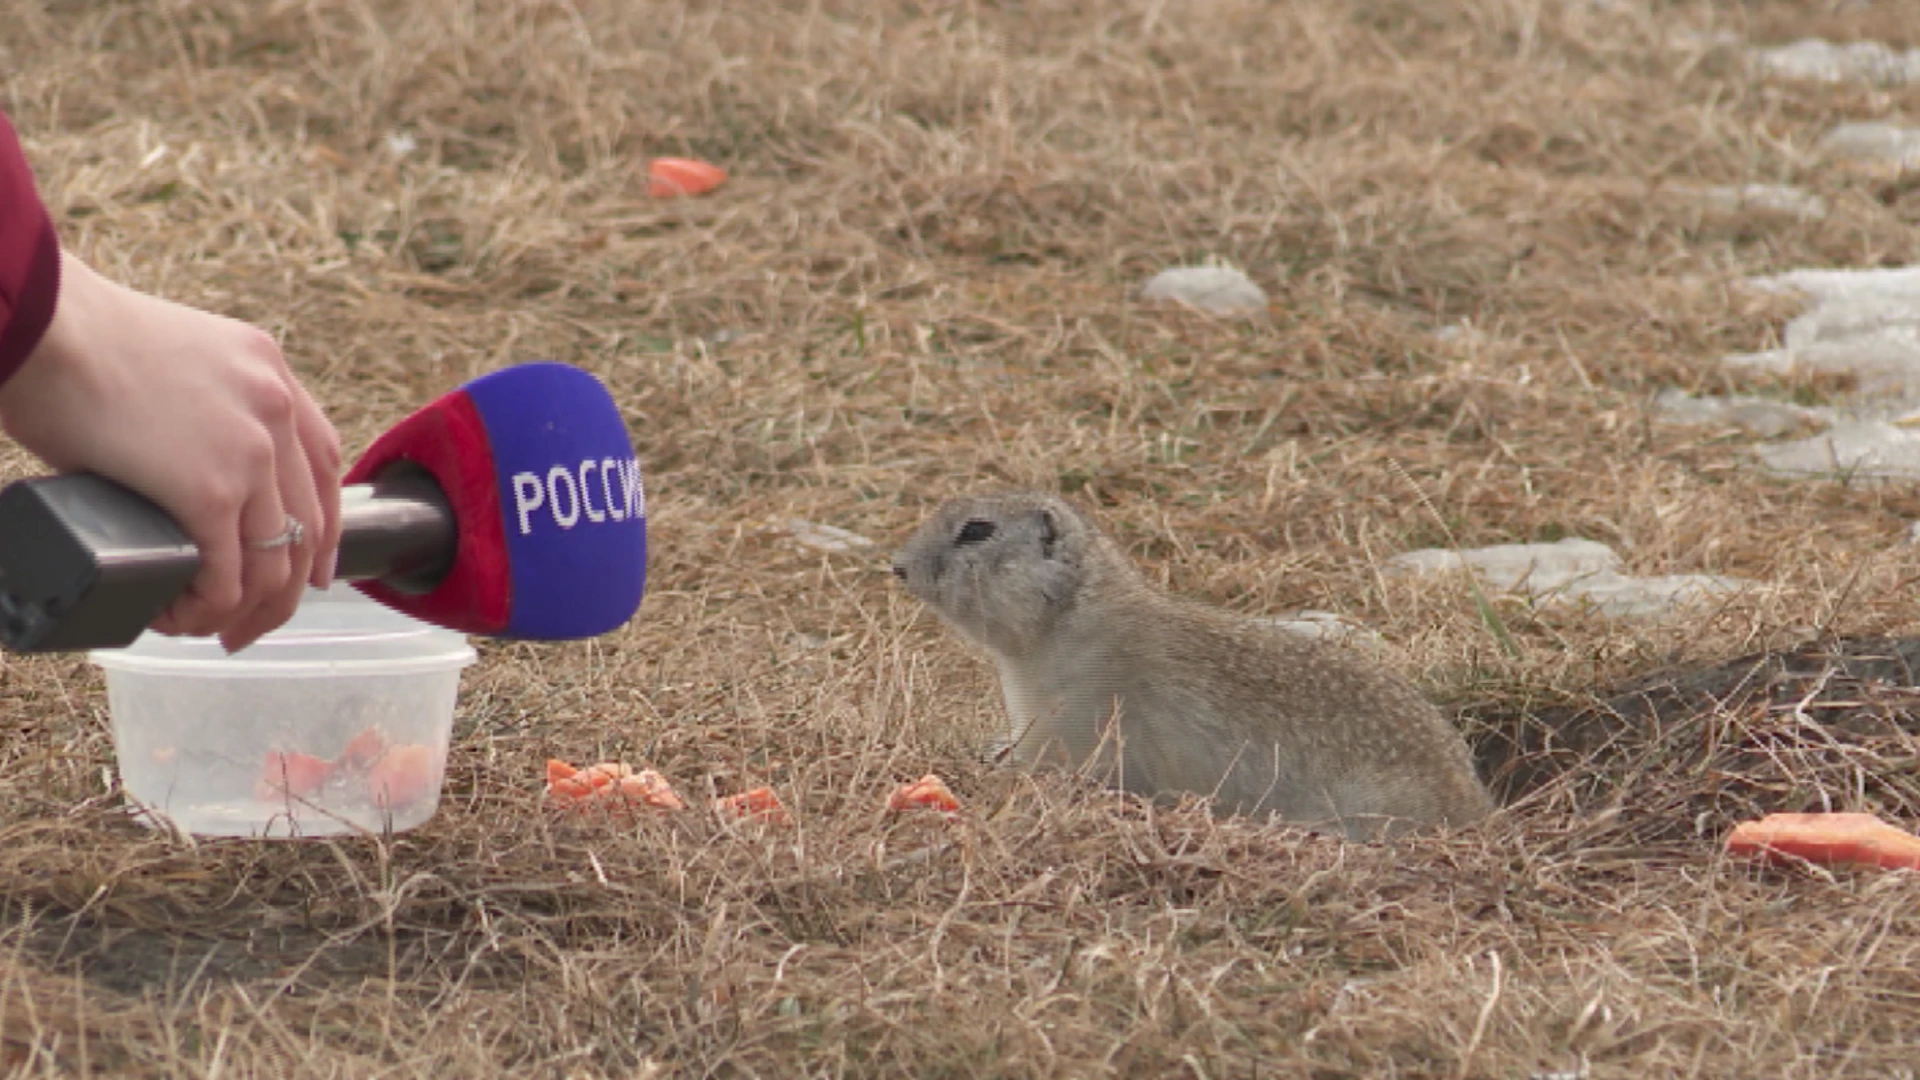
[891,563,908,580]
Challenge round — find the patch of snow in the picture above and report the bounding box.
[1753,38,1920,87]
[1556,573,1746,619]
[1819,123,1920,172]
[1668,28,1746,51]
[1138,266,1268,316]
[783,519,875,554]
[1386,538,1749,619]
[1725,266,1920,406]
[1753,420,1920,482]
[1388,539,1623,595]
[1432,322,1489,351]
[1259,610,1387,650]
[1690,183,1829,221]
[1652,389,1830,439]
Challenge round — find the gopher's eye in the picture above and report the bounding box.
[955,519,997,545]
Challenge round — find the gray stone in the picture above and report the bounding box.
[1138,266,1268,316]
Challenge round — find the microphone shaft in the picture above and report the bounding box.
[333,467,456,588]
[0,467,459,653]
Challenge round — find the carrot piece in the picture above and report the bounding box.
[713,786,791,826]
[545,758,684,813]
[581,761,634,789]
[548,775,596,802]
[340,727,389,770]
[646,157,727,198]
[367,743,437,809]
[887,773,962,815]
[545,758,587,803]
[254,750,331,801]
[615,769,687,811]
[1726,812,1920,872]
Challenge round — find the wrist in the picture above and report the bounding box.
[0,221,63,391]
[0,250,93,414]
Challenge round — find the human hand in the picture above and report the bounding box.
[0,249,344,652]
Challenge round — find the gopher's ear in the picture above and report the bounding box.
[1035,507,1059,560]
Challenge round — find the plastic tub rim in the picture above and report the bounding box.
[89,644,478,678]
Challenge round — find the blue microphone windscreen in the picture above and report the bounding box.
[460,362,647,639]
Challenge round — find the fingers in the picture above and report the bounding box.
[156,434,281,641]
[151,513,245,639]
[292,383,344,589]
[219,390,324,654]
[126,320,340,650]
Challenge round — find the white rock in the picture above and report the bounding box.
[1387,539,1750,619]
[1652,388,1830,439]
[1691,183,1828,221]
[1139,266,1268,316]
[1818,123,1920,172]
[1753,38,1920,87]
[783,519,875,554]
[1754,420,1920,482]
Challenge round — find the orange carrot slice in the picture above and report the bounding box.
[545,758,685,813]
[581,761,633,789]
[339,726,389,770]
[614,769,687,811]
[547,773,595,801]
[887,773,961,814]
[255,750,332,801]
[647,157,727,198]
[713,786,791,826]
[1726,812,1920,872]
[545,758,585,804]
[367,744,437,809]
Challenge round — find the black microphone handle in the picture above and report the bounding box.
[0,465,457,653]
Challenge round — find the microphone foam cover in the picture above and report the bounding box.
[343,362,647,639]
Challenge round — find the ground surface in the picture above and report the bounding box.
[4,1,1920,1076]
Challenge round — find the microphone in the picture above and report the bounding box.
[0,361,648,652]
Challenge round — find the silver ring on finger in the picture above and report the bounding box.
[249,514,306,552]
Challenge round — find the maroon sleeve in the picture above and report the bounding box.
[0,108,61,388]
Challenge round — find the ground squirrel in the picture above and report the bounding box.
[891,490,1494,840]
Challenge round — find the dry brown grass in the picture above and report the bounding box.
[5,0,1920,1075]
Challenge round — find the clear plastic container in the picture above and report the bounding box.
[89,584,477,838]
